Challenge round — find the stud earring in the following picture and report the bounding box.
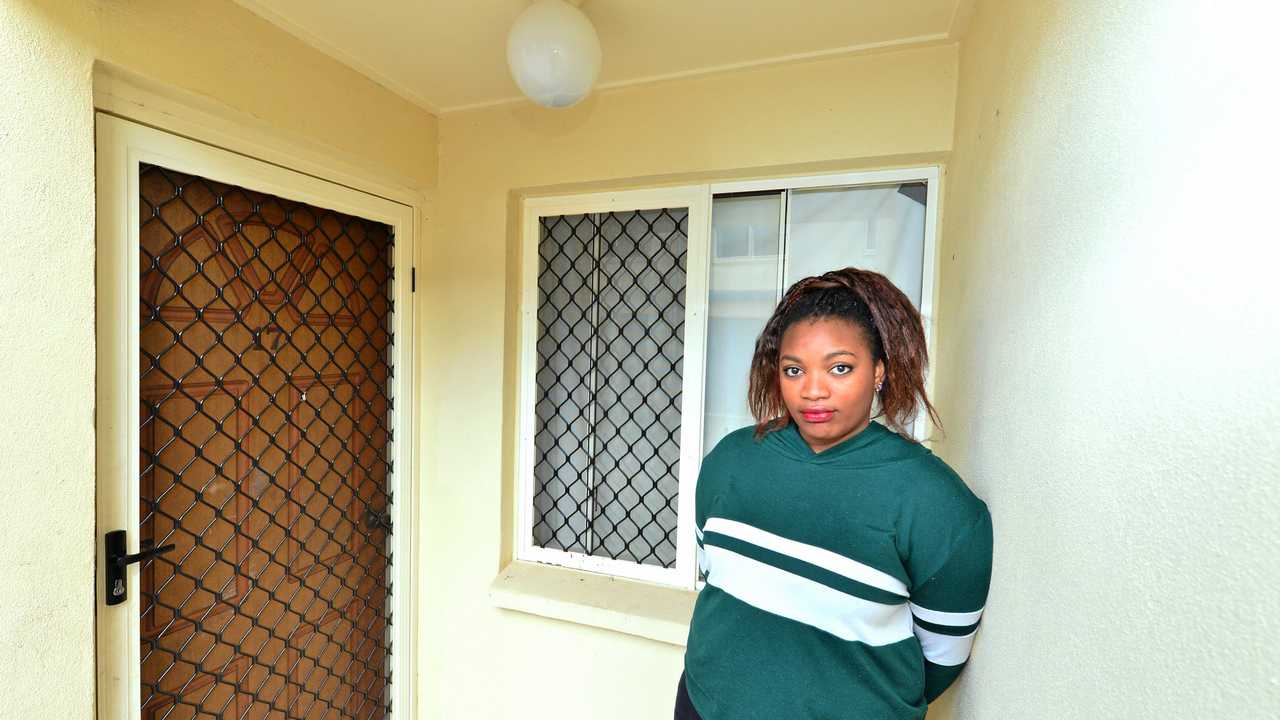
[875,381,883,392]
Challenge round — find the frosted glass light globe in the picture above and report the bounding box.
[507,0,602,108]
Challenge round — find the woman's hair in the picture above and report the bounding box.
[747,267,941,442]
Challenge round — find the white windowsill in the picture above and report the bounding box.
[488,561,698,647]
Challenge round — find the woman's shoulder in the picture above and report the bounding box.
[893,442,989,521]
[703,423,764,464]
[695,425,762,504]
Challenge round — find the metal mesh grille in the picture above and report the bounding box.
[532,209,688,568]
[137,164,394,720]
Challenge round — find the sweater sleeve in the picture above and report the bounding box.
[693,432,731,578]
[907,506,993,702]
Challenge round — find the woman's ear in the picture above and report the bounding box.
[875,360,886,388]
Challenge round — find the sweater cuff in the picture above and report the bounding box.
[923,658,966,703]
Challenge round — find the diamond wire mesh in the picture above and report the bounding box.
[137,163,394,720]
[532,208,688,568]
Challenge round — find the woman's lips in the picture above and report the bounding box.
[801,409,835,423]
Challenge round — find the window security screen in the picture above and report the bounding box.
[532,209,689,568]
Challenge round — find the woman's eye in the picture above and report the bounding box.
[782,366,802,377]
[831,364,853,375]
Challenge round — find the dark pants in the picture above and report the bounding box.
[674,671,704,720]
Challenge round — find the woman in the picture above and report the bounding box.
[676,268,993,719]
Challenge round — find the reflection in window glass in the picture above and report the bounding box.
[702,184,928,455]
[703,194,781,453]
[786,183,927,308]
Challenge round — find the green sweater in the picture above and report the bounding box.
[683,420,992,719]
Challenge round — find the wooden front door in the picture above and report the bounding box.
[135,163,393,720]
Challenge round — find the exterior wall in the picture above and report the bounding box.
[0,2,436,718]
[933,1,1279,717]
[13,0,1268,717]
[425,44,958,719]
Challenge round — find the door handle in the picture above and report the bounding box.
[104,530,176,606]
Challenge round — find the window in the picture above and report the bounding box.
[516,170,939,589]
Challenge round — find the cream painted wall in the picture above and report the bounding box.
[0,1,435,718]
[934,1,1279,717]
[13,0,1267,716]
[424,44,958,719]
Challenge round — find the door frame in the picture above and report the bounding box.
[95,112,420,720]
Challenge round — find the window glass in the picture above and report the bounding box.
[786,183,927,308]
[703,193,782,453]
[703,184,928,455]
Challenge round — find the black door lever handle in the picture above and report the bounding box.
[114,538,177,567]
[104,530,176,606]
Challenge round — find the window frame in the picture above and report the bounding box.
[514,167,941,591]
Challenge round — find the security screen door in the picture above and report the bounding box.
[135,163,392,719]
[96,114,414,720]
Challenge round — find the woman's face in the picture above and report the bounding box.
[778,317,885,454]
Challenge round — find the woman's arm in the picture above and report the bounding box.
[907,508,994,702]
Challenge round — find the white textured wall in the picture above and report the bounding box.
[934,1,1280,717]
[0,6,97,720]
[0,2,436,718]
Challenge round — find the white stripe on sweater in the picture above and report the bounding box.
[908,601,984,627]
[705,517,908,597]
[912,624,977,666]
[704,545,913,646]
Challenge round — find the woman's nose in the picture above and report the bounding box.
[801,374,828,399]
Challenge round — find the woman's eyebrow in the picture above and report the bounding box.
[779,350,856,363]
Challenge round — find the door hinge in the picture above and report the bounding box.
[411,267,416,292]
[364,508,393,534]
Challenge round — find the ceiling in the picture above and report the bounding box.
[233,0,967,114]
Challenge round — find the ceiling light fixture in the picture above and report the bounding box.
[506,0,602,109]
